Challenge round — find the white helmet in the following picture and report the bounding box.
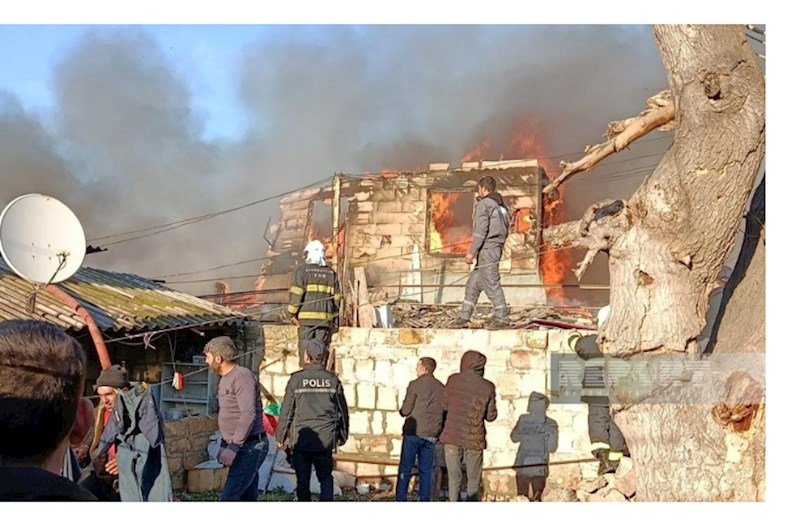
[304,240,327,266]
[597,305,610,327]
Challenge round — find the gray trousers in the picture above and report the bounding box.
[297,325,331,367]
[588,403,628,454]
[458,245,509,322]
[444,444,483,502]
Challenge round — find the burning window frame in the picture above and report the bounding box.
[425,189,476,258]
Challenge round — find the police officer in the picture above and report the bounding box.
[288,240,341,368]
[276,339,349,502]
[567,306,629,475]
[450,176,510,329]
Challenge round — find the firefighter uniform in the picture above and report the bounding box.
[288,262,340,368]
[567,331,629,475]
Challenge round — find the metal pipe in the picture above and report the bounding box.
[47,284,112,369]
[331,173,343,275]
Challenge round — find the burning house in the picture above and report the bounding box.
[225,159,573,324]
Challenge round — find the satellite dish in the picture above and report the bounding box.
[0,194,86,284]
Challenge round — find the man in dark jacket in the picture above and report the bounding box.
[276,339,349,502]
[450,176,511,329]
[396,357,445,502]
[439,350,497,502]
[567,306,628,475]
[288,240,341,368]
[0,320,97,501]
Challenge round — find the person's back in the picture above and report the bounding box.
[401,373,445,438]
[280,361,345,452]
[440,350,497,502]
[440,352,497,450]
[0,320,97,501]
[276,340,348,502]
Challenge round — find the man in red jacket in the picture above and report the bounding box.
[439,350,497,502]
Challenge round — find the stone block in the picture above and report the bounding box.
[339,357,356,378]
[371,411,385,434]
[343,384,356,407]
[164,420,187,440]
[517,373,547,397]
[510,350,533,369]
[375,223,403,236]
[337,438,359,454]
[497,371,521,396]
[340,328,371,345]
[167,437,190,455]
[335,461,357,477]
[167,455,184,472]
[525,330,549,350]
[398,329,426,346]
[489,330,525,349]
[374,361,394,387]
[376,387,399,411]
[187,467,229,493]
[357,384,376,409]
[350,411,371,434]
[190,433,211,452]
[485,348,510,369]
[183,451,207,470]
[355,359,375,382]
[390,438,404,458]
[261,358,284,374]
[385,411,406,434]
[367,329,399,346]
[588,487,627,502]
[403,223,425,235]
[495,399,516,423]
[360,435,390,455]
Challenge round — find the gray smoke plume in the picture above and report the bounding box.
[1,25,672,297]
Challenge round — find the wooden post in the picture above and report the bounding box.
[353,267,376,328]
[331,173,343,275]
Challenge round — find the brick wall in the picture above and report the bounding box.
[258,325,596,496]
[164,415,219,492]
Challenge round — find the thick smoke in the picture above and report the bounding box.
[0,25,670,297]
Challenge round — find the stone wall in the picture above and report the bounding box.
[259,325,597,497]
[164,415,219,492]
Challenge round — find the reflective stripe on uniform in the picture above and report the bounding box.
[591,441,610,450]
[306,284,335,294]
[608,451,623,461]
[334,293,341,302]
[287,304,299,314]
[290,285,305,296]
[298,311,334,321]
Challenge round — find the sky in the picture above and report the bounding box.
[0,22,683,296]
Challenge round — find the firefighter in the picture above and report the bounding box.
[449,176,511,329]
[567,305,629,475]
[288,240,340,369]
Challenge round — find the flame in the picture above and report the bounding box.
[429,192,472,255]
[461,118,573,304]
[461,139,492,163]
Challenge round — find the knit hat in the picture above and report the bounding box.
[93,364,130,390]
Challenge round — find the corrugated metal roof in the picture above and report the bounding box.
[0,258,246,334]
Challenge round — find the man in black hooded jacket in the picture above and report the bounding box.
[450,176,511,329]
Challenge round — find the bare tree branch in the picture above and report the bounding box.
[542,90,675,195]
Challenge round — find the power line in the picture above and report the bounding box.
[88,176,331,246]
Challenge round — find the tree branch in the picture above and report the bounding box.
[542,90,676,195]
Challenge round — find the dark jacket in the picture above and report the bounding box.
[574,334,609,406]
[0,466,98,501]
[288,263,341,329]
[468,192,510,256]
[276,363,349,452]
[439,351,498,450]
[400,373,445,438]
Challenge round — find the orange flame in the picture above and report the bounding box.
[429,192,472,255]
[461,118,573,304]
[461,139,492,163]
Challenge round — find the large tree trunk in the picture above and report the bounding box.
[603,25,765,501]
